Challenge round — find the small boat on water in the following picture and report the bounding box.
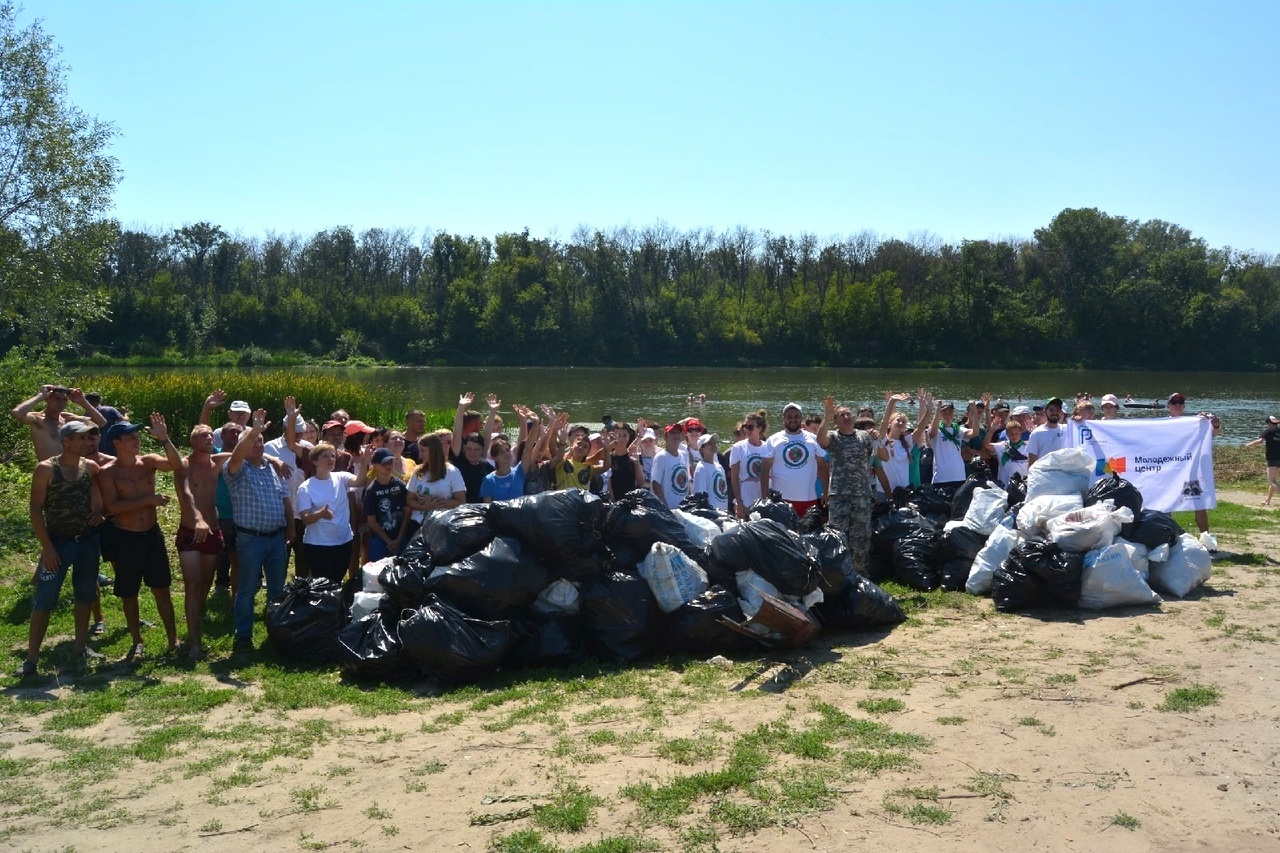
[1123,399,1166,409]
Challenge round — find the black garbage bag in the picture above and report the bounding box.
[661,586,761,656]
[872,505,936,564]
[379,559,432,612]
[705,519,820,596]
[811,574,906,630]
[892,529,941,591]
[1086,474,1145,539]
[580,571,657,661]
[677,492,735,527]
[418,503,496,565]
[992,541,1084,612]
[400,527,432,572]
[425,536,549,620]
[603,489,700,567]
[909,483,958,518]
[266,576,345,663]
[336,613,409,681]
[748,490,799,531]
[398,594,512,681]
[938,525,988,591]
[1005,473,1027,507]
[802,527,855,595]
[1125,509,1184,551]
[490,489,606,580]
[508,610,582,668]
[951,473,992,520]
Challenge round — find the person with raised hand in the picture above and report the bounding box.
[97,413,181,661]
[224,408,294,653]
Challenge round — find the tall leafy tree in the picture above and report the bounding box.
[0,2,118,353]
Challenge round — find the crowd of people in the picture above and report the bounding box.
[8,382,1250,677]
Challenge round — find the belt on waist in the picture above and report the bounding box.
[50,530,97,543]
[235,525,286,537]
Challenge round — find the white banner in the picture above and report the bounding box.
[1070,416,1216,513]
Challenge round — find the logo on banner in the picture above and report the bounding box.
[1095,456,1127,475]
[783,442,810,469]
[1182,480,1203,498]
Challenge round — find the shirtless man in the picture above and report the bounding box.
[161,420,227,660]
[97,416,179,660]
[11,384,107,462]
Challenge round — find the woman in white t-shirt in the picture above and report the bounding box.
[405,432,466,538]
[881,412,916,493]
[295,442,370,583]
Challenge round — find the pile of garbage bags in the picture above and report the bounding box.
[871,446,1214,612]
[267,488,905,682]
[265,448,1217,683]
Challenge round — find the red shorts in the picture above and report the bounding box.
[176,525,225,556]
[787,498,821,521]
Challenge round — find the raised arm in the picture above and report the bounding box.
[484,394,501,451]
[11,386,53,425]
[913,389,934,448]
[66,388,106,427]
[227,408,269,477]
[451,391,475,457]
[143,412,176,472]
[817,396,835,449]
[198,389,226,428]
[881,391,908,436]
[283,396,305,455]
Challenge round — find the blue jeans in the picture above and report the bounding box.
[234,530,287,639]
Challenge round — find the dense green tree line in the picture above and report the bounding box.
[40,209,1272,370]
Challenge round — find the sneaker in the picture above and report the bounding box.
[90,621,106,636]
[126,642,145,663]
[232,636,254,653]
[15,661,37,678]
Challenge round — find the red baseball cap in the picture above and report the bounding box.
[684,418,705,433]
[664,423,684,435]
[344,419,375,435]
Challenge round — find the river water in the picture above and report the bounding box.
[302,366,1276,446]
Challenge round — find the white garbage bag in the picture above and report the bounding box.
[350,591,385,621]
[963,486,1009,535]
[673,509,725,550]
[361,557,396,593]
[1079,544,1162,609]
[1149,533,1213,599]
[967,524,1020,596]
[533,579,581,614]
[735,569,781,618]
[1046,503,1134,552]
[637,542,709,613]
[1025,445,1094,501]
[1113,537,1150,580]
[1017,494,1084,537]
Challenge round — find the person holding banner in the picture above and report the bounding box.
[1165,392,1220,535]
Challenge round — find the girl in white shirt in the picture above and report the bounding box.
[295,442,369,583]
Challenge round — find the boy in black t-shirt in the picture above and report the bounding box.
[364,449,409,560]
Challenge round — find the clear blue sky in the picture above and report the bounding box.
[28,0,1280,253]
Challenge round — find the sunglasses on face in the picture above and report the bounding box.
[744,424,757,431]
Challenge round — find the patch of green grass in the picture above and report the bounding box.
[534,784,602,833]
[1157,684,1221,712]
[655,734,720,765]
[709,798,773,834]
[291,784,336,813]
[936,715,966,726]
[857,697,905,715]
[1111,811,1141,830]
[1045,673,1077,685]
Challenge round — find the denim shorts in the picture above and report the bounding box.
[33,534,101,612]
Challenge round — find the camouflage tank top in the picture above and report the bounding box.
[44,458,94,538]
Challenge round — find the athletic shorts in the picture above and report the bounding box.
[106,524,172,597]
[176,525,225,556]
